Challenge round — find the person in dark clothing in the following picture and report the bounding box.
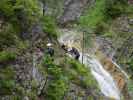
[46,43,54,57]
[47,47,54,57]
[61,44,80,60]
[69,47,80,60]
[72,47,80,60]
[61,44,68,52]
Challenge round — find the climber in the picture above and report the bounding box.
[46,43,54,57]
[61,44,68,52]
[61,44,80,60]
[68,47,80,60]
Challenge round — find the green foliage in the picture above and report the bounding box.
[14,0,42,24]
[39,53,99,100]
[127,79,133,98]
[0,51,16,63]
[0,0,58,48]
[0,67,15,79]
[41,0,64,17]
[127,59,133,73]
[15,85,25,96]
[14,82,38,100]
[42,56,68,100]
[79,0,128,35]
[125,4,133,14]
[106,0,127,18]
[0,0,42,40]
[9,95,21,100]
[0,23,17,49]
[0,0,15,17]
[0,0,42,20]
[0,0,43,50]
[67,58,98,88]
[79,0,107,28]
[0,80,15,95]
[27,92,38,100]
[46,79,68,100]
[0,66,15,95]
[41,15,57,37]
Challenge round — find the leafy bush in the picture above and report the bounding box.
[0,0,58,41]
[0,51,16,63]
[0,0,41,20]
[14,0,42,25]
[67,59,98,88]
[0,0,42,39]
[0,0,15,17]
[41,15,57,37]
[127,79,133,98]
[0,66,15,95]
[79,0,128,34]
[127,59,133,74]
[42,56,68,100]
[41,55,99,100]
[0,23,16,49]
[46,79,68,100]
[105,0,127,19]
[79,0,107,28]
[0,80,15,95]
[0,0,43,50]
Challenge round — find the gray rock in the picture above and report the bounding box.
[31,24,44,41]
[59,0,91,24]
[129,19,133,25]
[96,36,116,59]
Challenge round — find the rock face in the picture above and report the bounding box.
[96,36,115,59]
[116,36,133,62]
[12,50,47,96]
[43,0,92,24]
[31,23,44,41]
[59,0,91,24]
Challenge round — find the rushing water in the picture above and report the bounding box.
[79,54,120,100]
[58,32,120,100]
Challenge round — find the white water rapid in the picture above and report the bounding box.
[58,32,120,100]
[79,54,120,100]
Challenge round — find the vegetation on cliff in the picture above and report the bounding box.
[0,0,100,99]
[0,0,133,99]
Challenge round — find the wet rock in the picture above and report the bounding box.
[10,50,47,98]
[114,74,125,91]
[100,56,126,90]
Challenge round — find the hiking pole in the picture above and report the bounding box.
[82,30,85,64]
